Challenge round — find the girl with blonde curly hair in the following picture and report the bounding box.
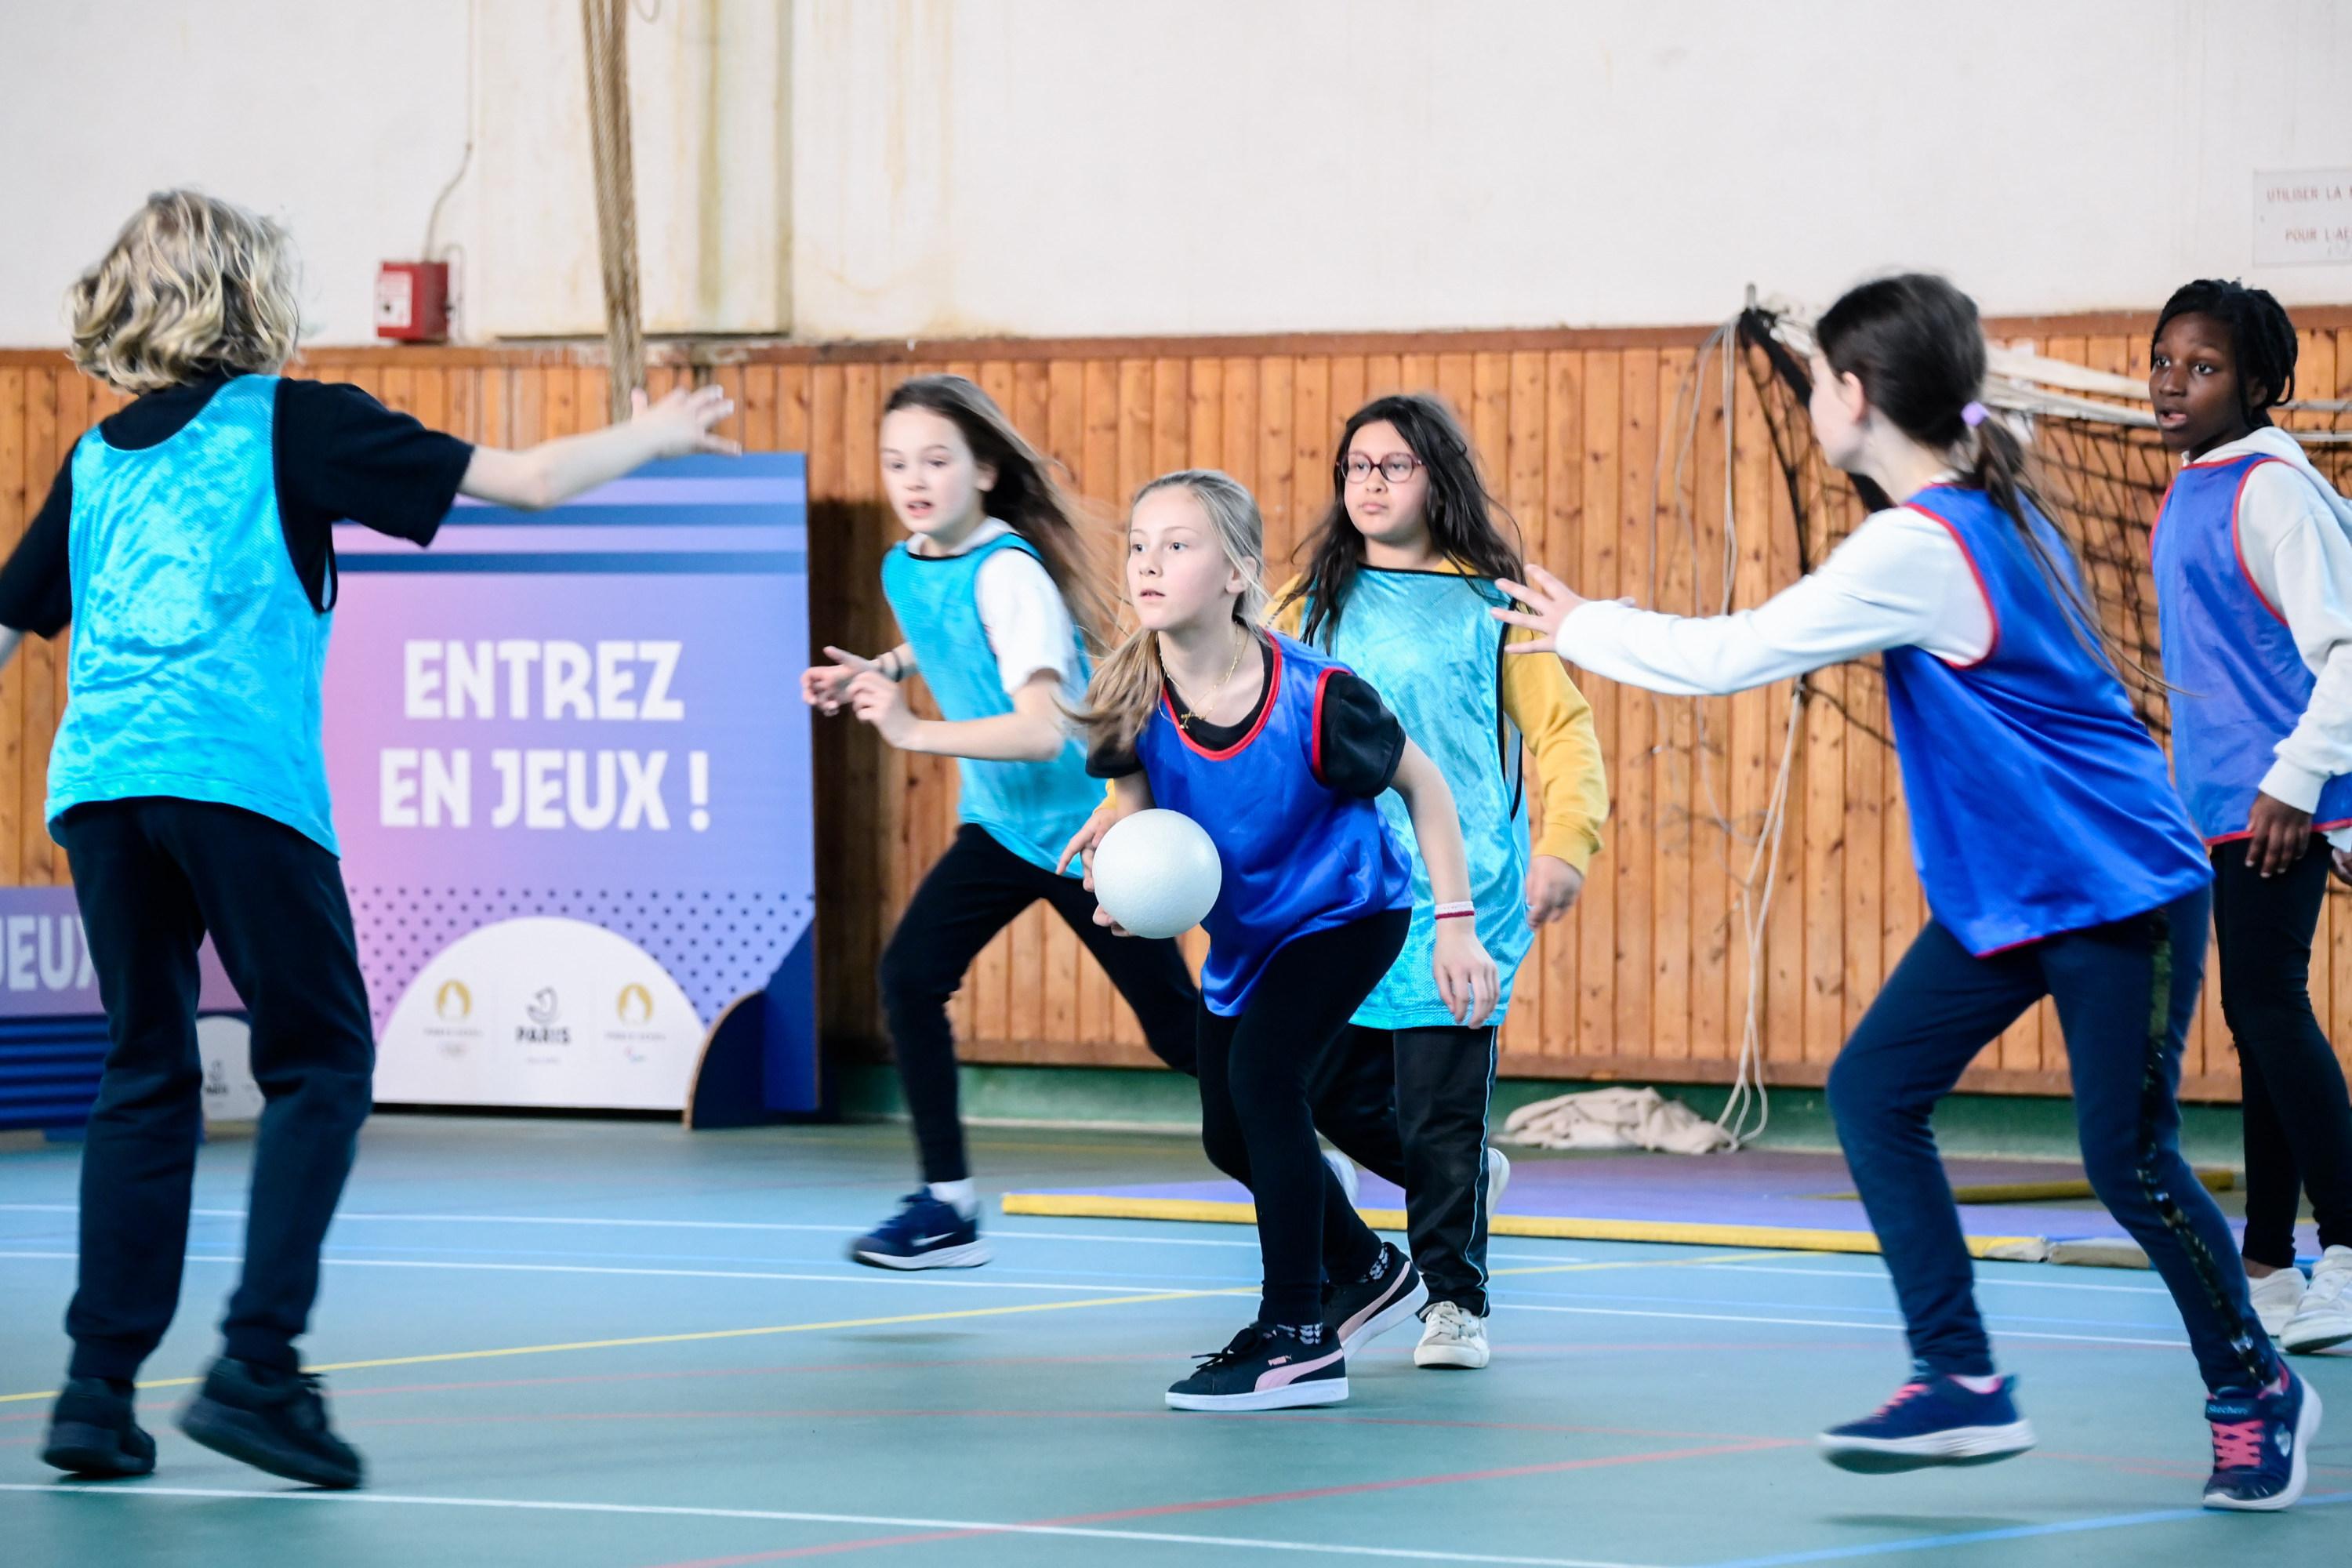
[9,189,736,1492]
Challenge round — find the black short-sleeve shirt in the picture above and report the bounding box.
[1087,633,1406,797]
[0,372,474,636]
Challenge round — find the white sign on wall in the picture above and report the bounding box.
[2256,169,2352,267]
[198,1016,263,1125]
[373,917,706,1111]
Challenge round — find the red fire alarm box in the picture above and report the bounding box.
[375,261,449,343]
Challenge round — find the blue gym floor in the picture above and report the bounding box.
[1,1116,2347,1567]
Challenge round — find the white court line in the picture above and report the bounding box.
[0,1249,2188,1346]
[0,1204,1591,1263]
[0,1252,1232,1298]
[1700,1262,2169,1296]
[1506,1301,2188,1348]
[0,1483,1665,1568]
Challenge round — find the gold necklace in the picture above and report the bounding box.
[1172,624,1250,732]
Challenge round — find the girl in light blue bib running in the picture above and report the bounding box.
[804,376,1200,1272]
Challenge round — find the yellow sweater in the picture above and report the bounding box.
[1266,567,1608,872]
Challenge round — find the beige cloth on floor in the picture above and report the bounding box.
[1501,1087,1735,1154]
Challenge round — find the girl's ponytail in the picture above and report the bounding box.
[1817,274,2130,677]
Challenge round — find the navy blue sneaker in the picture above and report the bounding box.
[41,1377,155,1479]
[1167,1323,1347,1412]
[2204,1368,2321,1512]
[848,1192,991,1270]
[178,1359,363,1490]
[1820,1368,2036,1472]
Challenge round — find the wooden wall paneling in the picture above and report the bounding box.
[1498,349,1550,1065]
[20,369,60,885]
[1533,349,1585,1068]
[5,314,2347,1094]
[1029,358,1086,1059]
[1760,370,1806,1076]
[1722,354,1773,1069]
[1649,348,1697,1066]
[1287,355,1331,572]
[1575,351,1622,1062]
[1686,347,1734,1071]
[1075,360,1123,1049]
[1612,348,1661,1064]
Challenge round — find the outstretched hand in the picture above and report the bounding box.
[630,383,741,458]
[1492,562,1606,655]
[801,646,879,716]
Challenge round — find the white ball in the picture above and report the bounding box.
[1091,808,1222,940]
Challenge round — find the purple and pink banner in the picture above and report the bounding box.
[322,455,817,1112]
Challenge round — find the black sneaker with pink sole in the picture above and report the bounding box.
[1166,1322,1348,1412]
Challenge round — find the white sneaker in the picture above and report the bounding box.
[2250,1265,2307,1338]
[2282,1246,2352,1354]
[1323,1148,1360,1205]
[1485,1147,1511,1214]
[1414,1300,1491,1369]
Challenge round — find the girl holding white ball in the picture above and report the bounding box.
[1062,469,1497,1412]
[802,376,1203,1274]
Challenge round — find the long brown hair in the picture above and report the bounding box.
[1816,274,2126,675]
[883,374,1112,645]
[1070,470,1269,759]
[1280,394,1523,646]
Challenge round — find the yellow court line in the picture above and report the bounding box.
[999,1192,2048,1261]
[1811,1167,2234,1205]
[0,1287,1228,1406]
[1489,1250,1789,1279]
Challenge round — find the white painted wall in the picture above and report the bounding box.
[790,0,2352,336]
[0,1,474,346]
[3,1,2347,348]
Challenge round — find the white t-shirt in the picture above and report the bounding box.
[908,519,1083,702]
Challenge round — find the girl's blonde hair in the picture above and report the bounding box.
[883,374,1113,646]
[1072,469,1269,757]
[70,190,302,394]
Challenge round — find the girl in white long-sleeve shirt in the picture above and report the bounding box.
[1493,274,2314,1513]
[2147,279,2352,1356]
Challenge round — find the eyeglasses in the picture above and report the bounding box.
[1342,454,1422,485]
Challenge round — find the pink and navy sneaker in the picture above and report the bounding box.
[1166,1322,1347,1412]
[1819,1367,2037,1472]
[2204,1367,2321,1512]
[1323,1241,1427,1354]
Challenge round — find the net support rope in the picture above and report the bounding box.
[583,0,645,424]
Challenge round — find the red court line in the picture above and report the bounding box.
[1045,1439,1798,1524]
[315,1341,1880,1403]
[633,1438,1795,1568]
[328,1403,1792,1446]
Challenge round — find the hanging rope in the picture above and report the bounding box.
[582,0,644,424]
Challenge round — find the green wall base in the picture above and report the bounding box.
[834,1062,2249,1170]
